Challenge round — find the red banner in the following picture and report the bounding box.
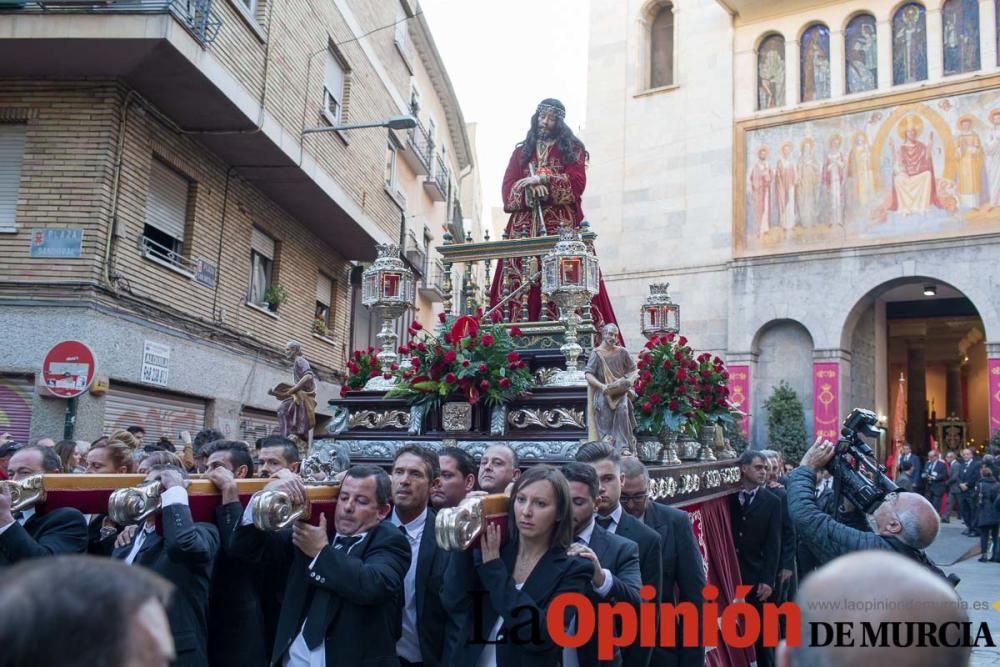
[989,359,1000,437]
[728,365,751,440]
[813,362,840,441]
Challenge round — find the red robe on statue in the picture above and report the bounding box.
[488,142,619,330]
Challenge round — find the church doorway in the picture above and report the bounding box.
[847,279,987,458]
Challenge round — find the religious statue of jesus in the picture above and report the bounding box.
[488,98,618,329]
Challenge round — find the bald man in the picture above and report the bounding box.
[788,437,946,580]
[778,550,970,667]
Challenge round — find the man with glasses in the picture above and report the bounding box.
[620,457,705,667]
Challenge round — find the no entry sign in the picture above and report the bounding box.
[42,341,96,398]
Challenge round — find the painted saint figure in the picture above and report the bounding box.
[775,141,798,228]
[985,109,1000,205]
[797,138,821,227]
[270,340,317,440]
[758,36,786,110]
[954,114,985,208]
[893,4,928,85]
[888,115,941,215]
[487,99,618,327]
[748,145,773,235]
[848,131,876,212]
[823,134,847,226]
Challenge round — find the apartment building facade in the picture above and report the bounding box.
[0,0,475,445]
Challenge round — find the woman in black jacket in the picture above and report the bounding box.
[443,465,592,666]
[976,466,999,562]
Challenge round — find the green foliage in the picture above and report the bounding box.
[263,283,288,307]
[764,380,809,464]
[723,417,749,455]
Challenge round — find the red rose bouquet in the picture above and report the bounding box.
[341,347,381,396]
[632,333,734,436]
[386,311,534,417]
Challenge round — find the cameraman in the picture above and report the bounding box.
[788,437,942,574]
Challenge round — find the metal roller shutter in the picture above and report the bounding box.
[239,407,280,445]
[0,125,26,231]
[145,159,189,242]
[104,384,206,445]
[0,375,34,443]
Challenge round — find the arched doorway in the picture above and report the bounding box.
[751,319,814,448]
[842,277,988,457]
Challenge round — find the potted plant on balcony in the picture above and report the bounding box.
[263,284,288,313]
[313,317,329,337]
[386,311,533,434]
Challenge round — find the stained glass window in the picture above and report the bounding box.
[893,3,928,85]
[845,14,878,94]
[942,0,980,75]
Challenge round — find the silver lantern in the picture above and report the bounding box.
[361,243,415,390]
[640,283,680,339]
[541,225,600,385]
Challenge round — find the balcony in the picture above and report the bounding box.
[400,119,431,176]
[423,153,449,202]
[0,0,221,45]
[140,234,196,277]
[418,258,448,303]
[404,229,425,275]
[0,0,391,261]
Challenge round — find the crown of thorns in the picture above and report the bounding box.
[536,103,565,120]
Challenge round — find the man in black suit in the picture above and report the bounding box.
[958,448,982,536]
[231,464,410,666]
[562,462,642,667]
[203,440,272,667]
[922,449,948,515]
[761,450,796,611]
[431,446,477,510]
[389,445,451,667]
[576,441,662,667]
[112,464,220,667]
[729,450,781,667]
[0,445,87,565]
[899,444,922,491]
[620,457,705,667]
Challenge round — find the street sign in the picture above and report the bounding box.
[42,340,96,398]
[30,228,83,259]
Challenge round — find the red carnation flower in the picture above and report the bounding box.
[641,370,652,382]
[347,361,359,374]
[677,385,688,394]
[644,340,655,349]
[700,370,710,378]
[517,360,527,369]
[666,332,676,341]
[383,372,392,380]
[510,326,523,337]
[679,336,687,345]
[417,343,427,352]
[662,360,673,370]
[369,370,379,378]
[444,351,457,363]
[722,371,730,379]
[445,372,458,384]
[411,357,421,368]
[674,351,683,361]
[506,351,520,363]
[462,360,470,367]
[641,402,653,413]
[438,312,447,322]
[443,333,452,344]
[479,363,488,373]
[714,356,723,365]
[677,368,687,380]
[340,385,349,397]
[398,345,410,355]
[390,363,399,371]
[668,400,680,411]
[412,321,423,331]
[499,377,511,389]
[480,380,490,391]
[650,393,662,405]
[490,309,502,323]
[482,334,495,347]
[354,350,363,360]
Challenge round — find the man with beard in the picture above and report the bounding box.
[487,98,618,327]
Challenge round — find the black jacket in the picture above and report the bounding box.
[441,538,592,667]
[209,502,271,667]
[615,511,663,667]
[112,504,220,667]
[574,523,642,667]
[958,458,982,491]
[923,459,948,495]
[231,517,410,667]
[410,509,453,667]
[643,501,705,667]
[729,486,781,593]
[767,484,796,573]
[0,507,87,565]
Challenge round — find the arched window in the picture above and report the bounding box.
[893,3,928,85]
[845,13,878,93]
[649,3,675,88]
[800,23,831,102]
[943,0,980,75]
[758,34,786,110]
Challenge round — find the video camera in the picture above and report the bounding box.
[827,408,899,515]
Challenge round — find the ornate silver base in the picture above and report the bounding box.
[364,375,398,391]
[718,445,738,460]
[545,369,588,386]
[676,438,701,461]
[657,442,681,466]
[698,443,718,462]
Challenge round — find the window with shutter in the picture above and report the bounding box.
[324,51,347,124]
[248,228,275,309]
[0,125,26,232]
[143,159,192,272]
[315,273,334,334]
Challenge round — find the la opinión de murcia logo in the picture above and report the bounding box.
[466,585,997,660]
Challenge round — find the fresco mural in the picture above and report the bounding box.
[893,3,928,85]
[801,24,831,102]
[942,0,980,76]
[739,87,1000,256]
[758,34,786,110]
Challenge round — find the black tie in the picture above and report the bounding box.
[595,515,613,531]
[303,535,362,649]
[399,524,409,537]
[11,511,24,523]
[740,490,752,507]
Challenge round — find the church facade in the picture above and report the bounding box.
[585,0,1000,452]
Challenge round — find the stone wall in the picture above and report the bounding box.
[850,304,876,414]
[752,320,814,448]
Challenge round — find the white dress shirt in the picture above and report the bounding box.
[596,503,624,534]
[477,582,524,667]
[563,519,615,667]
[391,507,427,663]
[0,506,34,536]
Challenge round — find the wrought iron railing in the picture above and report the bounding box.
[0,0,222,45]
[406,120,432,171]
[140,234,197,274]
[430,153,449,196]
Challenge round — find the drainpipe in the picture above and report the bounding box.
[102,90,137,288]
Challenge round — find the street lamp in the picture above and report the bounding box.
[302,115,417,135]
[361,243,415,390]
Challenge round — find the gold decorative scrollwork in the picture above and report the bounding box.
[349,410,411,430]
[507,407,585,430]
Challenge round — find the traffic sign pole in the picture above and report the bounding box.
[64,396,78,440]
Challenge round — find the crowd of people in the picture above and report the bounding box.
[0,429,977,667]
[895,442,1000,562]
